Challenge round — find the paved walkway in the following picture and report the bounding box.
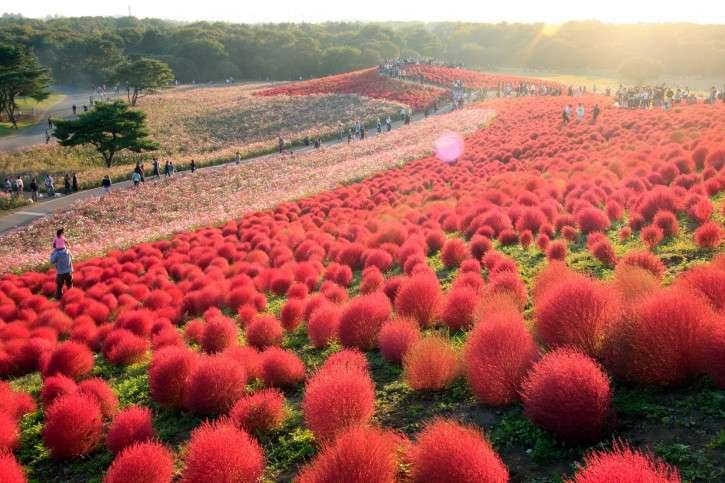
[0,100,460,235]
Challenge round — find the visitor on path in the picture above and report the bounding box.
[360,127,365,140]
[72,104,77,115]
[52,228,67,250]
[152,158,160,178]
[14,176,24,199]
[562,105,571,124]
[50,244,73,299]
[29,178,39,203]
[63,174,71,195]
[278,136,284,154]
[48,117,53,129]
[4,178,11,193]
[44,174,55,198]
[235,152,241,165]
[592,104,601,123]
[169,162,176,176]
[386,116,392,132]
[347,128,352,144]
[191,159,196,173]
[72,173,79,192]
[376,118,382,133]
[131,170,141,187]
[576,103,585,122]
[101,175,112,194]
[164,160,171,177]
[45,130,50,144]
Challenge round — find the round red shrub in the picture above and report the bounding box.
[464,312,538,406]
[297,426,402,483]
[618,250,666,279]
[78,377,118,418]
[184,355,247,415]
[245,315,283,349]
[0,411,19,451]
[676,265,725,312]
[149,346,197,408]
[280,298,305,331]
[535,275,619,356]
[103,329,149,366]
[0,452,26,483]
[546,240,567,261]
[652,210,679,237]
[395,274,443,328]
[403,335,459,391]
[303,363,375,443]
[307,304,341,349]
[694,221,722,249]
[43,394,103,459]
[410,418,509,483]
[568,442,680,483]
[378,317,421,364]
[201,314,238,354]
[180,421,264,483]
[104,441,174,483]
[106,405,155,454]
[42,341,94,380]
[590,239,617,267]
[640,225,664,249]
[576,207,611,234]
[229,388,286,435]
[41,374,78,407]
[441,286,478,331]
[521,348,612,443]
[319,349,368,374]
[338,292,392,350]
[441,238,468,269]
[703,322,725,389]
[259,347,305,388]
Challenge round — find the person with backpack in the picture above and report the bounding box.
[29,178,39,202]
[50,242,73,299]
[101,175,112,194]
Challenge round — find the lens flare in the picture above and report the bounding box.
[435,132,464,163]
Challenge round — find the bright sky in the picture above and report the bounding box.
[3,0,724,24]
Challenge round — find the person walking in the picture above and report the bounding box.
[376,118,382,133]
[190,159,196,173]
[131,170,141,187]
[576,103,585,122]
[164,160,170,177]
[562,105,570,124]
[14,176,24,199]
[592,104,601,123]
[29,178,39,203]
[72,173,79,192]
[385,116,392,132]
[278,136,284,154]
[50,243,73,299]
[235,152,241,165]
[101,175,112,194]
[72,104,77,115]
[169,161,176,176]
[44,174,55,198]
[4,178,11,193]
[63,173,71,195]
[152,158,160,178]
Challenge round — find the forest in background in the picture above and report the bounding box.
[1,14,724,86]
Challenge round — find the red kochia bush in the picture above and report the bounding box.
[106,405,155,454]
[640,225,664,249]
[694,221,722,249]
[149,346,197,408]
[441,286,478,331]
[568,443,681,483]
[652,210,679,237]
[521,349,612,443]
[307,303,341,348]
[229,388,286,435]
[104,441,175,483]
[43,394,104,459]
[303,363,375,443]
[378,317,421,364]
[441,238,468,269]
[403,335,459,391]
[622,289,715,385]
[703,323,725,389]
[280,298,305,331]
[259,347,305,388]
[576,207,611,234]
[201,315,238,353]
[103,329,149,366]
[0,452,26,483]
[184,355,247,415]
[78,377,119,418]
[245,315,283,349]
[464,312,539,406]
[535,275,618,357]
[297,426,402,483]
[42,341,94,380]
[395,274,443,328]
[410,419,509,483]
[180,421,264,483]
[41,374,78,406]
[0,411,19,451]
[546,240,567,261]
[338,292,392,350]
[619,250,666,279]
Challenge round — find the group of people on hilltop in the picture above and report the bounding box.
[4,173,79,202]
[561,103,601,125]
[497,81,564,98]
[378,58,463,79]
[614,84,725,109]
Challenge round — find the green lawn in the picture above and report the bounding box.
[0,94,66,136]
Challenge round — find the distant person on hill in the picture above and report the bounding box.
[592,104,601,123]
[164,160,171,177]
[169,162,176,176]
[376,118,382,133]
[48,117,53,129]
[562,105,570,124]
[191,159,196,173]
[4,178,11,193]
[360,127,365,140]
[131,170,141,187]
[64,173,71,195]
[235,152,241,165]
[50,243,73,299]
[72,173,79,192]
[347,128,352,144]
[72,104,77,115]
[278,136,284,154]
[101,175,112,194]
[44,174,55,198]
[29,178,39,202]
[152,158,160,177]
[14,176,23,199]
[576,103,585,121]
[314,138,321,148]
[386,116,392,132]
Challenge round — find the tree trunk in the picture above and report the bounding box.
[131,88,139,106]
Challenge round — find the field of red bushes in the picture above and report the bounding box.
[0,79,724,482]
[255,68,447,110]
[404,64,562,90]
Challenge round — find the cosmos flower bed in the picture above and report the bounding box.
[0,94,723,482]
[255,68,448,110]
[404,64,562,90]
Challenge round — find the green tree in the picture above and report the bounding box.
[0,43,51,128]
[111,57,174,106]
[53,101,158,168]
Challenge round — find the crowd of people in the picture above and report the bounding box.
[614,84,725,109]
[377,57,463,78]
[561,103,601,125]
[3,172,79,202]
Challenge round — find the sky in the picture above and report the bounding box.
[2,0,724,24]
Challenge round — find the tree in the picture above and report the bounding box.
[0,43,50,128]
[53,101,158,168]
[111,58,174,106]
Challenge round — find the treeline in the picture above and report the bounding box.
[1,14,724,86]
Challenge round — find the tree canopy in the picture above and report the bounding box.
[111,58,174,105]
[53,101,158,168]
[1,16,723,86]
[0,43,50,127]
